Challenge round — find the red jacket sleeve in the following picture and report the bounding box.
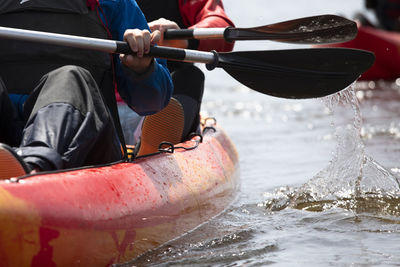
[178,0,235,52]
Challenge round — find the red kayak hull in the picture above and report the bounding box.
[0,124,239,266]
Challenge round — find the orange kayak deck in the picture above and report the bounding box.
[0,124,239,266]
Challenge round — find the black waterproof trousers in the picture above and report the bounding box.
[0,65,122,171]
[169,63,205,140]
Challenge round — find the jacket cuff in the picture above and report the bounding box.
[122,59,156,81]
[16,146,63,171]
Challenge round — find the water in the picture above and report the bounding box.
[128,1,400,266]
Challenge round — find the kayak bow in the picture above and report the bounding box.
[0,122,239,266]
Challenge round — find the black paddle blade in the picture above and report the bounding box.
[225,15,358,44]
[214,48,375,99]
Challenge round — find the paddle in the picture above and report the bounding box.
[0,26,375,99]
[142,46,374,99]
[164,15,358,44]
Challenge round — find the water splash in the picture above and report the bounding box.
[261,85,400,215]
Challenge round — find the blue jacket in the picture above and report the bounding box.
[99,0,173,116]
[8,0,173,117]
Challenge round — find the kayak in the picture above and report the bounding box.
[316,24,400,80]
[0,120,239,266]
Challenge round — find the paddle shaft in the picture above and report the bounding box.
[164,28,227,40]
[0,26,216,64]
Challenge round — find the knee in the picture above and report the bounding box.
[173,65,205,83]
[190,65,205,80]
[172,65,205,98]
[47,65,92,79]
[43,65,99,94]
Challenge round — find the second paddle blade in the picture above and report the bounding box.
[215,48,375,99]
[225,15,358,44]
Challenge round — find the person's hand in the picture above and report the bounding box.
[148,18,189,48]
[120,29,161,74]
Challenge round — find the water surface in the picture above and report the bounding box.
[128,1,400,266]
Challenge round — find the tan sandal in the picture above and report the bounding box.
[0,143,30,179]
[136,98,184,156]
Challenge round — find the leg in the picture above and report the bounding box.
[171,64,205,140]
[133,64,205,156]
[18,65,122,171]
[0,78,23,147]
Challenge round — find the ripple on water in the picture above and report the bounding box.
[124,218,279,267]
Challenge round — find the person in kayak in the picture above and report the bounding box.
[0,0,173,178]
[118,0,234,149]
[362,0,400,31]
